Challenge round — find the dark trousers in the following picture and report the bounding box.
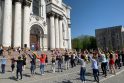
[115,59,121,69]
[80,67,86,82]
[71,60,76,68]
[30,65,36,74]
[58,63,63,72]
[11,64,15,72]
[101,62,107,76]
[16,69,22,79]
[93,69,99,83]
[1,64,5,73]
[122,58,124,66]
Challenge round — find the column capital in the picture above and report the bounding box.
[59,16,63,20]
[55,14,59,18]
[23,0,32,6]
[47,12,56,18]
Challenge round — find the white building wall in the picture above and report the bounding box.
[0,1,2,44]
[0,0,71,50]
[46,17,50,49]
[51,0,62,7]
[0,0,1,28]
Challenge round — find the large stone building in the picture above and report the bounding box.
[0,0,72,50]
[95,25,124,50]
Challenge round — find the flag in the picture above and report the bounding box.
[32,51,38,59]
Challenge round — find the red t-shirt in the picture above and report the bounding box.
[36,54,46,64]
[109,59,114,65]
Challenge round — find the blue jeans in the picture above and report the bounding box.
[93,69,99,82]
[40,63,45,75]
[80,67,86,82]
[30,65,36,74]
[1,64,5,73]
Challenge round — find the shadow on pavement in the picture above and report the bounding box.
[23,74,31,77]
[77,72,92,76]
[9,76,17,81]
[55,80,73,83]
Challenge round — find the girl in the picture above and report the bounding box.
[78,54,87,83]
[51,54,56,73]
[109,53,116,74]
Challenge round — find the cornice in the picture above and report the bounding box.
[23,0,32,7]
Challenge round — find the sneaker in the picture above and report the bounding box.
[16,78,19,81]
[42,74,45,76]
[19,78,23,80]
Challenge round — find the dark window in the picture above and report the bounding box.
[33,0,40,16]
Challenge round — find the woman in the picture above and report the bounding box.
[11,57,16,73]
[35,52,46,75]
[78,54,87,83]
[51,54,56,73]
[109,53,116,74]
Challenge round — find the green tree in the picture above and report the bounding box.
[72,35,97,50]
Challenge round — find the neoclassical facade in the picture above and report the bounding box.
[0,0,72,50]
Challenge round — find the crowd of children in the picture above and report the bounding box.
[0,47,124,83]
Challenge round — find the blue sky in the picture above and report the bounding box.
[64,0,124,38]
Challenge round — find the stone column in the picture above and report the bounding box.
[0,0,2,44]
[40,36,43,50]
[55,15,60,48]
[2,0,12,47]
[23,1,31,48]
[0,0,1,27]
[68,25,72,49]
[49,13,55,49]
[59,17,63,48]
[13,0,22,47]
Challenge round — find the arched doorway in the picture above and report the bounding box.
[30,24,44,50]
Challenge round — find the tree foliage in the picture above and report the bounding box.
[72,35,97,50]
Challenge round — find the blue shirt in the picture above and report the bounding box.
[78,58,86,67]
[1,58,7,64]
[89,56,98,69]
[91,59,98,69]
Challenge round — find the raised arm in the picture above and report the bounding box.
[32,52,40,59]
[98,48,102,55]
